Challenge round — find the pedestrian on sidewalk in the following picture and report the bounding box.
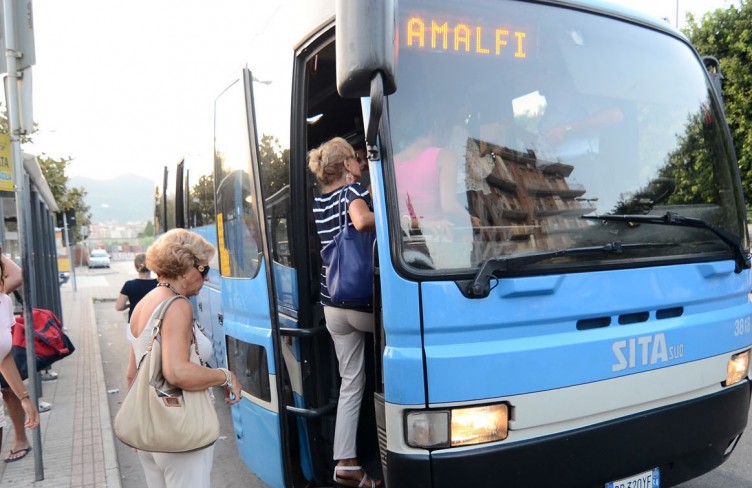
[115,253,158,342]
[0,253,39,462]
[126,229,241,487]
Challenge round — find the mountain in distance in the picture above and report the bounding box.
[70,174,155,224]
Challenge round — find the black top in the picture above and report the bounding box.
[120,278,158,321]
[313,183,372,308]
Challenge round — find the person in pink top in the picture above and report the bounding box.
[394,131,478,268]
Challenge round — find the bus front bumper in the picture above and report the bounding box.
[385,381,751,488]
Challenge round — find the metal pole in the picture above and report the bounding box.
[63,213,77,291]
[3,0,43,480]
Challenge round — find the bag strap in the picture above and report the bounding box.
[147,294,206,365]
[145,295,188,353]
[133,294,195,372]
[336,185,353,232]
[136,295,192,366]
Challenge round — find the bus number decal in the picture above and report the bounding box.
[734,317,752,337]
[611,333,684,372]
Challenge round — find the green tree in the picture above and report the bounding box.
[685,1,752,201]
[38,155,92,243]
[259,134,290,196]
[188,173,216,226]
[139,220,154,238]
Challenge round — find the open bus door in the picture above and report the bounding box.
[214,70,289,486]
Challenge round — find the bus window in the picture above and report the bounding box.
[227,337,271,402]
[185,157,220,273]
[164,165,177,231]
[153,183,163,235]
[253,75,293,269]
[214,80,263,279]
[388,0,746,274]
[186,162,217,229]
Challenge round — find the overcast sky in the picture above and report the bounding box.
[23,0,738,186]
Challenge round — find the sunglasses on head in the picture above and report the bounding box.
[194,263,210,277]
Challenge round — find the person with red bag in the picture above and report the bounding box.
[0,253,39,462]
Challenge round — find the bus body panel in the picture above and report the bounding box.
[217,239,285,485]
[208,283,226,368]
[417,262,752,402]
[369,134,428,405]
[189,224,225,367]
[234,396,286,487]
[377,223,428,405]
[222,259,277,377]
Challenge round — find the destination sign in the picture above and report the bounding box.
[404,16,529,59]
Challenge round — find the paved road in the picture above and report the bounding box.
[675,406,752,487]
[88,261,266,487]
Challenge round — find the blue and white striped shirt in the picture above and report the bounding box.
[313,183,372,307]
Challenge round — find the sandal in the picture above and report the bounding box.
[5,446,31,463]
[333,465,382,488]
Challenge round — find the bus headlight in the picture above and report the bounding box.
[725,350,750,386]
[406,404,508,449]
[450,404,509,447]
[405,411,450,448]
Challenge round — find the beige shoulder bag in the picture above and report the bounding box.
[114,295,219,452]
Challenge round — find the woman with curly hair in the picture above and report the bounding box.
[126,228,242,487]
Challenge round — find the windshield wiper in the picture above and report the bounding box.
[467,241,675,298]
[581,211,751,273]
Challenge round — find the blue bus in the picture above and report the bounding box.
[154,158,225,369]
[167,1,752,486]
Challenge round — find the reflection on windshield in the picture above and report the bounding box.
[389,0,745,272]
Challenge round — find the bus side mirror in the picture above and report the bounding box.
[336,0,397,98]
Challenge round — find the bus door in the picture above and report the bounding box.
[214,71,288,486]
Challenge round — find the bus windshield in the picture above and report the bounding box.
[387,0,747,274]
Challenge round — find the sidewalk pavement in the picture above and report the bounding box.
[0,280,122,487]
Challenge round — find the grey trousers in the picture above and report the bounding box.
[324,305,374,460]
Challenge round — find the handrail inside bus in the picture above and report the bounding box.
[279,325,329,338]
[286,400,337,419]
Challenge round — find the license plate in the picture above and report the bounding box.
[605,468,660,488]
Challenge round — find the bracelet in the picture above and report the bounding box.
[217,368,233,390]
[17,391,29,401]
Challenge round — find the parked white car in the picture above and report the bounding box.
[88,249,111,269]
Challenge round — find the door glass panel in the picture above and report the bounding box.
[227,337,271,401]
[214,79,263,278]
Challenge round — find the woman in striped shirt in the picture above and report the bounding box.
[308,137,380,488]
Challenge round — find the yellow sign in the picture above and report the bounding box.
[0,133,12,192]
[405,16,529,59]
[216,213,231,276]
[57,256,71,272]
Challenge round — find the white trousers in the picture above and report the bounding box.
[324,306,374,461]
[137,445,214,488]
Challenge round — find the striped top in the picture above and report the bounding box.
[313,183,373,308]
